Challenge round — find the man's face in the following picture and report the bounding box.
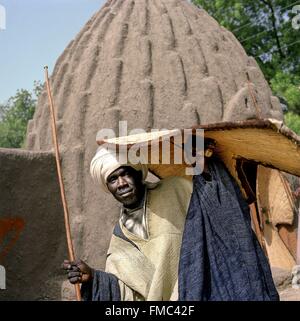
[106,166,145,208]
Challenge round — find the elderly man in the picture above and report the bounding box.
[63,147,193,301]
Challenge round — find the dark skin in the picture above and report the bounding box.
[63,166,145,284]
[106,166,145,208]
[62,259,94,284]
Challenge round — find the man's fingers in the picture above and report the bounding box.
[63,259,88,285]
[62,260,82,271]
[69,276,82,284]
[71,265,81,272]
[68,271,82,278]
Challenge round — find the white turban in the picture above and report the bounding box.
[90,147,149,193]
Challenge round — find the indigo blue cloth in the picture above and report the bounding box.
[81,270,121,301]
[178,160,279,301]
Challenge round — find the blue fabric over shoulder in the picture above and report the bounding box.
[178,159,279,301]
[81,270,121,301]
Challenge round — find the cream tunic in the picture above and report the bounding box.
[105,176,193,301]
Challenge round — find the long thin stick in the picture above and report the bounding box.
[44,66,81,301]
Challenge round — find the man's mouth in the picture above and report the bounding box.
[118,189,133,197]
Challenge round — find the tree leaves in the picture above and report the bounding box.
[193,0,300,115]
[0,82,42,148]
[284,112,300,134]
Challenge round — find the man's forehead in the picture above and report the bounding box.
[108,166,135,178]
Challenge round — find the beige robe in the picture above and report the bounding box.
[105,176,193,301]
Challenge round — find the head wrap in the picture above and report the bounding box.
[90,147,149,193]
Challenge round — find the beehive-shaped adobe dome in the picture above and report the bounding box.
[26,0,283,288]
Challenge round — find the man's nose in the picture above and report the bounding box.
[117,176,127,187]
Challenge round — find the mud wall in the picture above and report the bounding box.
[0,149,66,300]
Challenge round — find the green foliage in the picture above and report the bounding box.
[0,81,43,148]
[271,72,300,113]
[193,0,300,114]
[284,112,300,134]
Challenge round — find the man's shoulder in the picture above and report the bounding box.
[147,176,193,215]
[152,176,193,194]
[161,175,192,185]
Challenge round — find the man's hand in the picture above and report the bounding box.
[62,259,94,284]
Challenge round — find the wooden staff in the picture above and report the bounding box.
[44,66,81,301]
